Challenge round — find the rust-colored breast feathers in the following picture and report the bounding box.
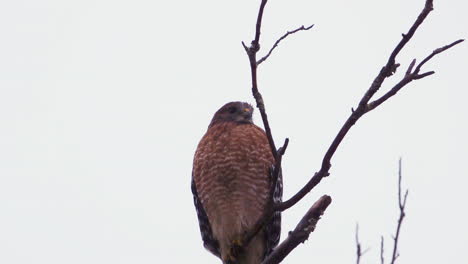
[193,122,274,248]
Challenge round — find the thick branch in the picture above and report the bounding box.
[261,195,332,264]
[415,39,464,72]
[357,0,434,110]
[356,160,408,264]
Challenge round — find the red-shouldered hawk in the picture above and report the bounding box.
[191,101,282,264]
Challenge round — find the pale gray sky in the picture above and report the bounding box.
[0,0,467,263]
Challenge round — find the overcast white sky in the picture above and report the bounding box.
[0,0,467,263]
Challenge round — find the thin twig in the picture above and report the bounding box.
[261,195,332,264]
[356,224,362,264]
[390,158,409,264]
[357,0,434,110]
[355,224,370,264]
[257,24,314,65]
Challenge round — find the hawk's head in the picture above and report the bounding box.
[209,101,253,127]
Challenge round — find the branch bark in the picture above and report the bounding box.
[356,159,409,264]
[261,195,332,264]
[380,236,385,264]
[275,0,463,212]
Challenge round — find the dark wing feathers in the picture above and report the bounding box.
[191,176,220,257]
[264,166,283,258]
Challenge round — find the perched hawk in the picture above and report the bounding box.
[191,101,282,264]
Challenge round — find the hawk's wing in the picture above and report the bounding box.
[264,166,283,258]
[191,175,220,257]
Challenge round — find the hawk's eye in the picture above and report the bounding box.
[228,106,237,114]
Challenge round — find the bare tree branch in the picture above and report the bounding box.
[356,224,362,264]
[275,0,463,212]
[261,195,332,264]
[356,160,409,264]
[366,39,464,112]
[242,0,278,162]
[238,0,462,262]
[390,158,409,264]
[360,0,434,99]
[257,24,314,65]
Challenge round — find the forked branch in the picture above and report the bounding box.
[275,0,463,212]
[367,38,464,112]
[355,224,370,264]
[390,158,409,264]
[356,159,409,264]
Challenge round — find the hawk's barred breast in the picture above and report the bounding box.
[191,102,282,264]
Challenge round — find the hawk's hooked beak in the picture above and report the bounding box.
[240,106,253,123]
